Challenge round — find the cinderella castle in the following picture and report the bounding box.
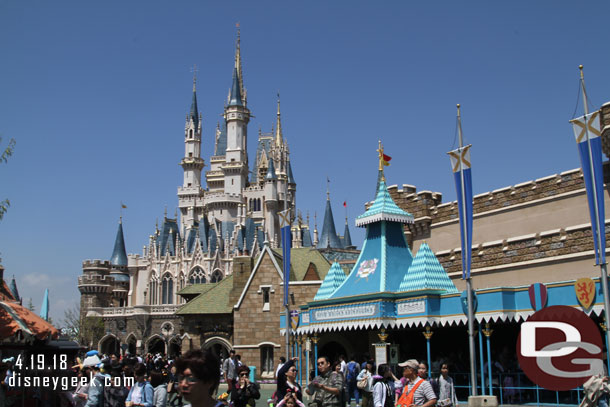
[78,31,356,354]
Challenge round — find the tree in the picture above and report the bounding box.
[0,137,15,221]
[60,302,104,347]
[27,298,35,312]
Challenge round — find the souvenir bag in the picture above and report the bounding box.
[357,372,369,390]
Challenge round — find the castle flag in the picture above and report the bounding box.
[571,111,605,264]
[382,153,392,166]
[448,145,473,279]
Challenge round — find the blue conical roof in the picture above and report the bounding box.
[228,67,243,107]
[40,288,49,321]
[9,276,20,302]
[317,199,342,249]
[356,179,413,227]
[343,220,353,248]
[110,221,128,266]
[288,161,296,184]
[314,262,347,300]
[399,243,458,293]
[190,88,199,128]
[266,158,277,180]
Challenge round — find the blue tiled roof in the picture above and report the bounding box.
[228,67,243,107]
[190,89,199,129]
[186,225,198,254]
[317,199,342,249]
[399,242,458,293]
[266,158,277,180]
[159,219,180,256]
[252,137,272,183]
[288,161,296,184]
[356,180,413,227]
[343,221,353,248]
[302,226,313,247]
[314,262,346,301]
[110,222,128,266]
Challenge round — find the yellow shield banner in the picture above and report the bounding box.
[575,278,596,309]
[290,309,300,331]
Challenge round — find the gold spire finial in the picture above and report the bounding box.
[376,140,386,181]
[579,65,584,79]
[275,92,283,147]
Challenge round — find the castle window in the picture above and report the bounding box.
[189,129,193,138]
[150,274,159,305]
[261,286,270,311]
[260,345,274,375]
[211,269,223,283]
[162,273,173,304]
[188,267,206,285]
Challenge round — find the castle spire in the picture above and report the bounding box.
[189,65,199,128]
[229,24,246,107]
[318,190,342,249]
[110,219,128,266]
[275,93,283,147]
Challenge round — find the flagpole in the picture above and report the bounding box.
[457,104,478,396]
[580,66,610,369]
[285,156,291,359]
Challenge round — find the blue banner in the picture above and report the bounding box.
[572,112,605,265]
[281,225,291,306]
[448,146,473,279]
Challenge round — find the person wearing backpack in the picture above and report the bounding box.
[346,357,361,407]
[395,360,436,407]
[126,363,154,407]
[372,364,395,407]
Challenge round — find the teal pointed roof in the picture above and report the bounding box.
[9,276,20,302]
[314,262,347,300]
[356,179,413,227]
[266,158,277,180]
[40,288,49,321]
[318,199,342,249]
[399,242,458,293]
[228,67,243,107]
[110,221,128,266]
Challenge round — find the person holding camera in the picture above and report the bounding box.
[276,357,302,402]
[231,366,260,407]
[306,356,343,407]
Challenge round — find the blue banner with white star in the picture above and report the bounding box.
[448,145,473,279]
[572,111,606,265]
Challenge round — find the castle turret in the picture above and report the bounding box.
[224,30,250,195]
[110,219,128,267]
[343,216,354,249]
[179,72,205,230]
[317,192,342,249]
[265,159,278,246]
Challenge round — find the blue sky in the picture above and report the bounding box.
[1,0,610,324]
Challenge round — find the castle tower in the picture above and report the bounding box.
[264,158,278,246]
[109,219,130,306]
[223,30,250,195]
[178,72,205,231]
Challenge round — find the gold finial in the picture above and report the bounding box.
[579,65,584,79]
[457,104,461,116]
[326,176,330,200]
[275,92,283,147]
[376,140,387,181]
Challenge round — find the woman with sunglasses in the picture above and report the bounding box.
[276,357,302,402]
[175,349,223,407]
[231,366,260,407]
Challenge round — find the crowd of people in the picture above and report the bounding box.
[0,348,461,407]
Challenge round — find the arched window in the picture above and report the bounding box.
[189,129,193,138]
[260,345,274,374]
[150,273,159,305]
[211,269,223,283]
[162,273,173,304]
[189,267,207,285]
[257,198,261,211]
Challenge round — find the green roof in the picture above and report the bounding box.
[176,275,234,315]
[177,283,215,295]
[271,247,332,281]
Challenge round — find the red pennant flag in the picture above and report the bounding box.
[382,154,392,166]
[343,201,347,207]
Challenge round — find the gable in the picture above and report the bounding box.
[234,245,283,309]
[303,263,320,280]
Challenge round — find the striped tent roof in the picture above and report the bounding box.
[399,242,458,293]
[314,262,346,300]
[356,180,413,227]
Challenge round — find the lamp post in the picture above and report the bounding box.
[312,333,319,376]
[482,323,494,396]
[422,326,433,374]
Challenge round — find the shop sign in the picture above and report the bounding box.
[313,304,377,321]
[397,300,425,315]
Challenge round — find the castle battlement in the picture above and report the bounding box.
[82,260,111,268]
